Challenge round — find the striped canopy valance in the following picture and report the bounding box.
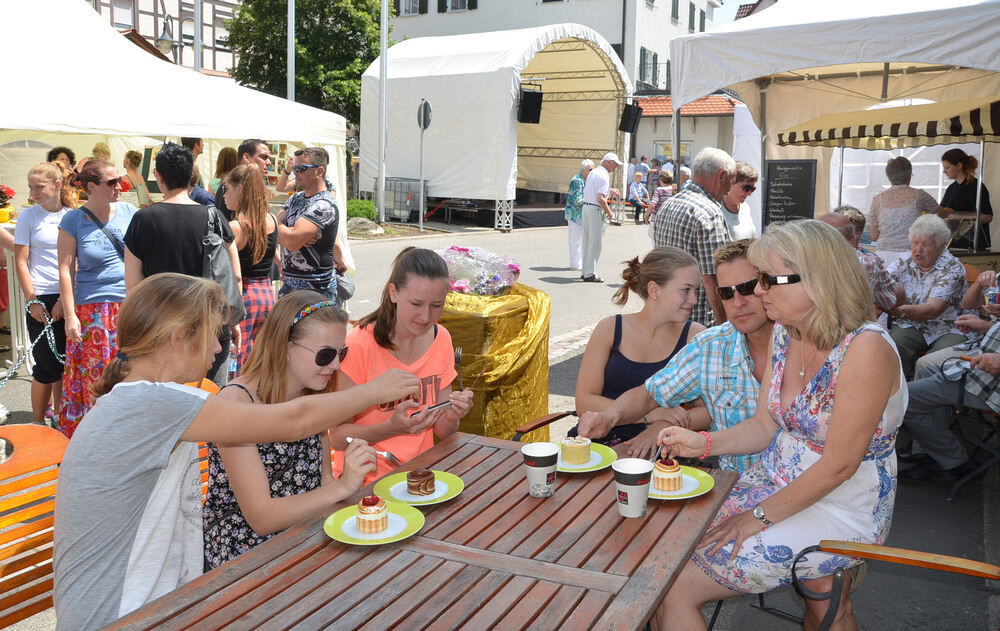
[776,97,1000,149]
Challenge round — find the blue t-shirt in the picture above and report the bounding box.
[58,202,138,304]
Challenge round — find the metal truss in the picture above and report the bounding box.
[494,199,514,232]
[517,147,609,159]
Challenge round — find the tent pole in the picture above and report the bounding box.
[377,0,388,223]
[673,105,681,176]
[974,137,985,251]
[286,0,294,100]
[759,83,767,221]
[838,142,844,208]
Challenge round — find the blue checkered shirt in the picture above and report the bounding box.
[645,322,764,474]
[652,181,728,326]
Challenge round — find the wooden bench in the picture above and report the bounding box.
[0,424,69,628]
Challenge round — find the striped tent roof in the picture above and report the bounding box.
[776,97,1000,149]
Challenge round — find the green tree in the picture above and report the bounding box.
[225,0,385,123]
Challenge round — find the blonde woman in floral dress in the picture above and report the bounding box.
[650,220,905,631]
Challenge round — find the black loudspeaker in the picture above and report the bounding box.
[619,104,643,134]
[517,89,543,124]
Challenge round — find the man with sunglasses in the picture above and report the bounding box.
[578,239,773,474]
[276,147,339,301]
[653,147,735,326]
[214,139,271,221]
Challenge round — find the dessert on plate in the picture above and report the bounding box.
[407,468,436,496]
[356,495,388,534]
[560,436,592,465]
[653,458,683,491]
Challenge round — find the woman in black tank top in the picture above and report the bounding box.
[570,247,707,456]
[224,163,278,375]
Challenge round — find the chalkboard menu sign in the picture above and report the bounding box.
[763,159,817,225]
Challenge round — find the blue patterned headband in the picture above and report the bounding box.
[290,301,337,327]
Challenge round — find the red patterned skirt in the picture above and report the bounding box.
[236,277,276,374]
[59,302,120,438]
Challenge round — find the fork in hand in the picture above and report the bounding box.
[345,436,403,467]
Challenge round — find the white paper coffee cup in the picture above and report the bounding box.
[612,458,654,518]
[521,442,559,498]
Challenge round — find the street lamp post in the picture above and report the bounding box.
[154,7,204,72]
[287,0,295,101]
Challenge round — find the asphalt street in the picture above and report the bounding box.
[2,221,999,629]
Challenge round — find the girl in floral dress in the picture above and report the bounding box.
[56,159,138,437]
[203,291,377,569]
[654,220,905,631]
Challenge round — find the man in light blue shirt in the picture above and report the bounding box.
[578,239,772,473]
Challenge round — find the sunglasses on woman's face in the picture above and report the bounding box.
[756,271,802,290]
[102,177,122,188]
[292,341,348,366]
[741,184,756,193]
[716,278,758,300]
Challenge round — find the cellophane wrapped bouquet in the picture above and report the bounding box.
[435,246,521,295]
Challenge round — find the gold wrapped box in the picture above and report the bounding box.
[439,283,551,443]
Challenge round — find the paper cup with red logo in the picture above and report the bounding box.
[521,442,559,498]
[612,458,654,518]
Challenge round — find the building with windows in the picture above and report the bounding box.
[391,0,720,93]
[85,0,237,74]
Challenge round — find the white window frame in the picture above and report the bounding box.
[448,0,469,12]
[400,0,420,15]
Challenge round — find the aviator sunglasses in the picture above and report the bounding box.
[101,177,122,188]
[716,278,758,301]
[291,341,348,366]
[756,271,801,290]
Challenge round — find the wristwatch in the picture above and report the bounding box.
[752,504,774,527]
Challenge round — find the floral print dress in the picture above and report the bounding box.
[692,323,905,593]
[203,385,324,569]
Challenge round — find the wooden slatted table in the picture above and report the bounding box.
[108,433,736,631]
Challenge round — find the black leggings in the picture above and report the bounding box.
[25,294,66,384]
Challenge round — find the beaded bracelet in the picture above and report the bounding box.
[698,431,712,460]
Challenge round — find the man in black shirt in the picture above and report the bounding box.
[214,139,272,221]
[124,143,240,386]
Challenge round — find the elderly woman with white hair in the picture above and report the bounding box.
[564,159,593,271]
[869,156,942,268]
[650,219,904,631]
[886,214,968,379]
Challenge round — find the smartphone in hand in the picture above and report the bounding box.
[410,400,452,419]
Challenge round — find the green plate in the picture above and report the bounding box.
[372,470,465,506]
[649,465,716,500]
[557,442,617,473]
[323,500,425,545]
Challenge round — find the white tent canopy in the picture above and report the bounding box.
[5,0,346,144]
[359,23,631,202]
[669,0,1000,218]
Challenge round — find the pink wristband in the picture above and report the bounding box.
[698,431,712,460]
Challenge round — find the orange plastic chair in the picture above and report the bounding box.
[0,424,69,628]
[185,379,220,502]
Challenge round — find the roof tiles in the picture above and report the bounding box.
[634,95,739,117]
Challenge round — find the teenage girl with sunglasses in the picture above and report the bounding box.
[54,274,418,629]
[332,247,474,485]
[203,291,376,569]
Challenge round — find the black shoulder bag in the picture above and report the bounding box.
[202,205,247,327]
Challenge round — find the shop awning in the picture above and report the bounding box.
[776,97,1000,149]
